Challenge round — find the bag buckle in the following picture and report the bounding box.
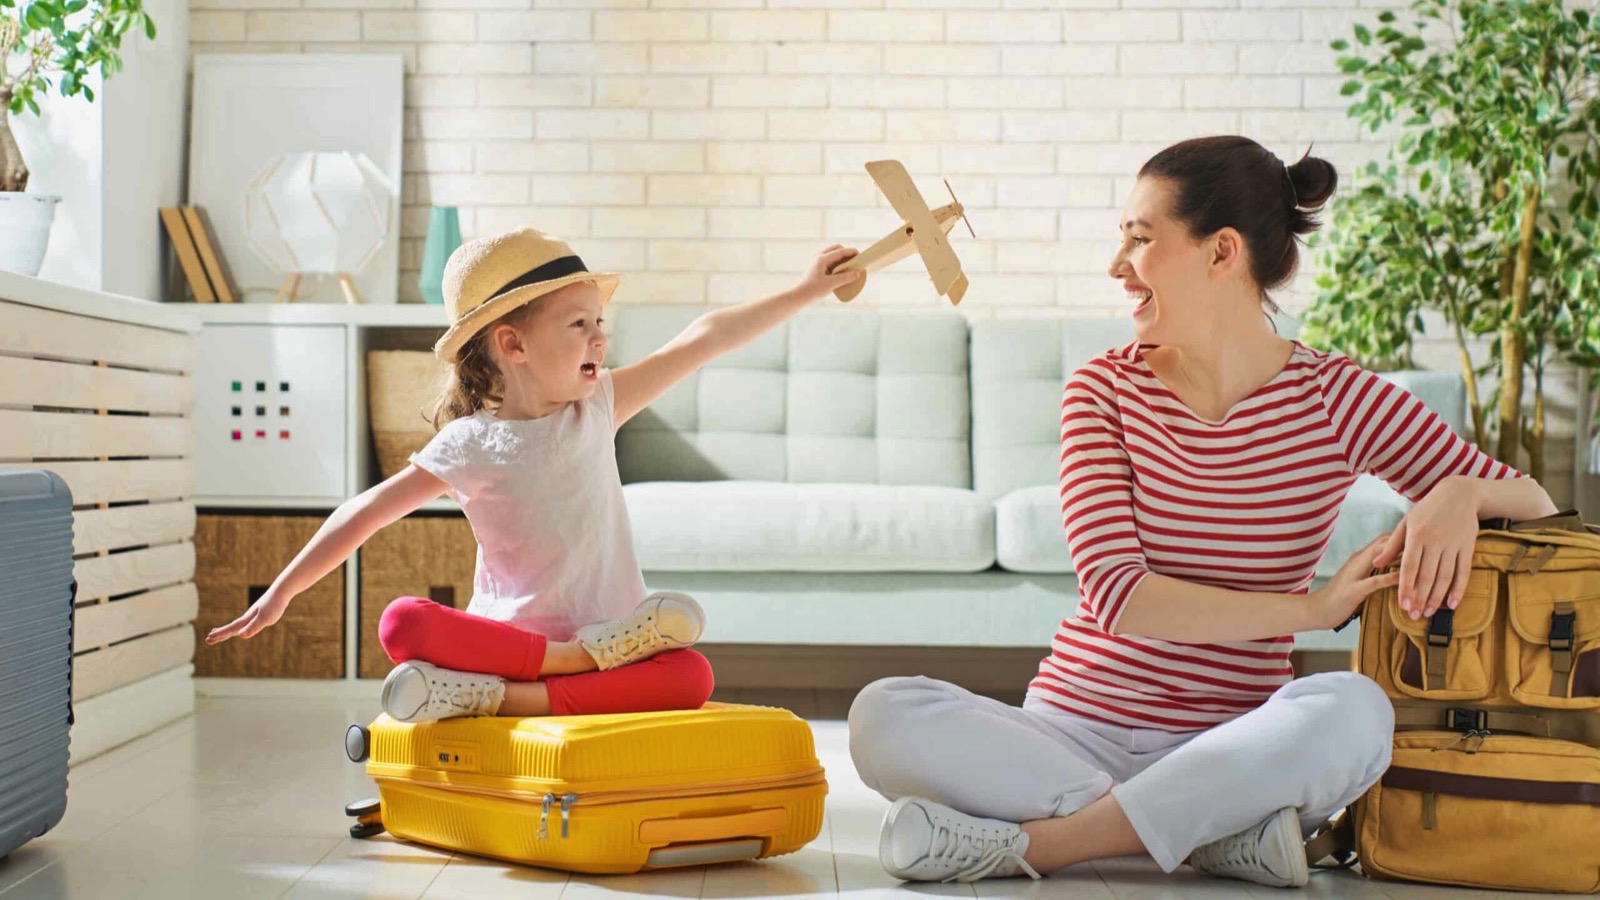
[1445,707,1487,733]
[1549,610,1576,651]
[1426,608,1454,647]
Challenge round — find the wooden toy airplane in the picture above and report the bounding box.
[830,160,976,305]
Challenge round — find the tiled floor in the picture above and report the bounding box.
[0,695,1515,899]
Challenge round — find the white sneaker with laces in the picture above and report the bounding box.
[878,796,1042,884]
[381,661,506,723]
[576,591,705,670]
[1188,806,1309,888]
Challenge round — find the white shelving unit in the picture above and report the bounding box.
[192,303,450,328]
[192,301,453,681]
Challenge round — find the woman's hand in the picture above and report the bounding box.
[206,586,292,644]
[1373,476,1480,620]
[793,244,862,302]
[1308,535,1401,631]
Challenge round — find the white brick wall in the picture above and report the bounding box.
[188,0,1420,315]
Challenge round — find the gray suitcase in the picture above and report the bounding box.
[0,470,74,858]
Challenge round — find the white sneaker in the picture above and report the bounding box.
[575,591,705,671]
[878,796,1042,884]
[1188,806,1309,889]
[381,661,505,723]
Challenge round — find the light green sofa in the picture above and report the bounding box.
[606,305,1465,657]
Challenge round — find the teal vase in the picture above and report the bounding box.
[418,206,462,305]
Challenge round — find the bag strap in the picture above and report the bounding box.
[1549,602,1578,699]
[1478,508,1597,535]
[1304,808,1357,869]
[1391,701,1600,746]
[1424,608,1453,686]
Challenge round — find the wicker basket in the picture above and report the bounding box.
[358,514,478,678]
[367,350,446,480]
[193,515,344,678]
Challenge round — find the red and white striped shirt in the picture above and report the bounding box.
[1030,340,1521,731]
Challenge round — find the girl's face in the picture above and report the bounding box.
[1107,176,1243,345]
[493,281,607,404]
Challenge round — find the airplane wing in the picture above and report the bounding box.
[865,160,963,296]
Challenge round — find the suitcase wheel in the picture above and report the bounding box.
[345,724,370,763]
[349,821,386,840]
[344,797,381,818]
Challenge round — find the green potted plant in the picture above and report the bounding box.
[1302,0,1600,482]
[0,0,152,276]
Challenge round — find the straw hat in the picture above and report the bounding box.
[434,228,620,362]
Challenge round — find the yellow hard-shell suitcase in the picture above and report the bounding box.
[343,703,828,874]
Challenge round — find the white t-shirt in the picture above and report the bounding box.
[408,368,648,641]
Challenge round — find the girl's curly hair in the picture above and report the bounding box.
[429,302,539,430]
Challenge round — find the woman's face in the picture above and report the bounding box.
[1107,176,1230,345]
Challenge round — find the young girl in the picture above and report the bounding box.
[207,227,862,723]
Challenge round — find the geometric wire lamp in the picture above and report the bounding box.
[244,151,396,303]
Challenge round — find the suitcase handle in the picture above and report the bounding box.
[638,807,788,846]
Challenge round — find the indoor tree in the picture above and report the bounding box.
[0,0,153,193]
[1301,0,1600,481]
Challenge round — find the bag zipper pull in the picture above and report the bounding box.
[1432,728,1488,754]
[537,793,554,840]
[559,793,577,838]
[1466,729,1488,754]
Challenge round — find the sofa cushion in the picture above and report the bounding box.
[995,485,1072,574]
[625,481,995,573]
[970,317,1137,500]
[995,474,1410,578]
[608,306,971,489]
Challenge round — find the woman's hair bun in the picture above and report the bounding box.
[1286,153,1337,212]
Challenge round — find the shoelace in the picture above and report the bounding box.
[430,678,496,715]
[587,621,664,669]
[930,822,1042,884]
[1193,829,1264,876]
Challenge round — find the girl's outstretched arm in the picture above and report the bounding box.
[204,463,448,644]
[611,244,861,429]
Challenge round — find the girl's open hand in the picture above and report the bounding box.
[206,587,291,644]
[795,244,862,302]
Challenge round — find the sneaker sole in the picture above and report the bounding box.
[877,796,922,880]
[1264,807,1310,888]
[380,663,428,723]
[648,590,706,644]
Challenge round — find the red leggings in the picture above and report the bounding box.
[377,596,715,717]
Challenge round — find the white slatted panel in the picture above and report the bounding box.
[0,297,198,716]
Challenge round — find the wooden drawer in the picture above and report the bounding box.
[193,514,344,678]
[358,514,476,678]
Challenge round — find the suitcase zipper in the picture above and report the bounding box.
[535,792,579,840]
[559,792,576,838]
[392,768,826,842]
[536,794,554,840]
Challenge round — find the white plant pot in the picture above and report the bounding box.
[0,192,60,277]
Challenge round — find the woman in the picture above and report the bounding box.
[847,136,1559,888]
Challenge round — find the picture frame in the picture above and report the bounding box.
[188,54,404,305]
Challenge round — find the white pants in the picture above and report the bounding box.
[847,671,1393,872]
